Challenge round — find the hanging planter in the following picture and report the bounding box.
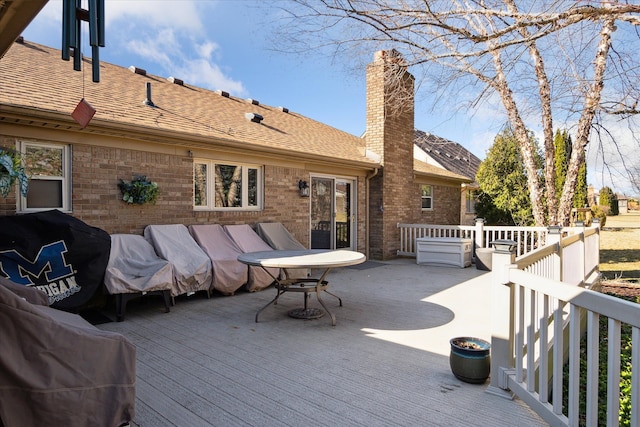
[449,337,491,384]
[0,149,29,198]
[118,175,159,205]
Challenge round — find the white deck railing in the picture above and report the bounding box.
[398,219,556,258]
[488,226,640,427]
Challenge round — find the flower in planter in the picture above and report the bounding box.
[0,149,29,198]
[118,175,159,205]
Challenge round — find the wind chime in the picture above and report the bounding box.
[61,0,105,128]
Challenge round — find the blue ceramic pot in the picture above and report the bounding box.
[449,337,491,384]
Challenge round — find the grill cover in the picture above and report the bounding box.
[0,210,110,311]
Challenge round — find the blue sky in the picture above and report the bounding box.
[21,0,637,195]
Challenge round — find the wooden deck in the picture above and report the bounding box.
[100,259,546,426]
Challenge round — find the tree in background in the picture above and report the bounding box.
[574,162,588,209]
[599,186,617,216]
[281,1,640,225]
[474,191,514,226]
[475,127,543,226]
[554,129,589,209]
[554,129,570,200]
[611,192,619,216]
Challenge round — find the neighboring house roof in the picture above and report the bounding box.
[414,129,481,181]
[0,40,376,168]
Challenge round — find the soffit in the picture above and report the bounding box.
[414,159,472,184]
[0,0,48,58]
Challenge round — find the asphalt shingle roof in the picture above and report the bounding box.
[0,40,375,167]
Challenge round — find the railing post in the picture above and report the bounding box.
[487,239,517,399]
[575,221,586,284]
[548,226,562,282]
[475,218,485,250]
[592,218,601,269]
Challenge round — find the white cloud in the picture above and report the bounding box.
[103,1,246,96]
[105,1,206,34]
[24,1,246,97]
[196,41,219,61]
[125,28,180,68]
[173,58,246,95]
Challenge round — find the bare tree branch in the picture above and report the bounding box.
[275,0,640,223]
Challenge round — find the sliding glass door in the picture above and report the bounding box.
[310,177,355,250]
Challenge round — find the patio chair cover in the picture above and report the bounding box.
[144,224,213,297]
[224,224,279,292]
[0,209,110,311]
[255,222,310,278]
[188,224,248,295]
[0,277,136,427]
[256,222,307,250]
[105,234,173,294]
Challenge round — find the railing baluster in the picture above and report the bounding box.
[607,318,621,427]
[527,288,536,393]
[516,284,525,383]
[632,327,640,427]
[552,300,565,416]
[539,294,549,403]
[568,306,581,426]
[586,311,599,426]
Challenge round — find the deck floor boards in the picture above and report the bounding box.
[100,259,547,426]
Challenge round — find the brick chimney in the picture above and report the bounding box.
[366,49,415,260]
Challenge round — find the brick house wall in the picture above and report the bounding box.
[416,183,462,224]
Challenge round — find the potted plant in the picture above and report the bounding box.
[449,337,491,384]
[0,148,29,198]
[118,175,159,205]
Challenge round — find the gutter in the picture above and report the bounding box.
[365,167,379,260]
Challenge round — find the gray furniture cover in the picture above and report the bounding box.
[256,222,307,250]
[105,234,174,320]
[144,224,213,297]
[188,224,248,295]
[256,222,310,278]
[224,224,279,292]
[0,277,136,427]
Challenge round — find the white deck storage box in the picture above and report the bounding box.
[416,237,472,268]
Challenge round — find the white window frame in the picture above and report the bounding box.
[421,184,433,211]
[465,190,477,214]
[193,159,263,211]
[18,140,71,213]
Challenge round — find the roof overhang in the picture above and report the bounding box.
[0,0,49,59]
[413,159,473,186]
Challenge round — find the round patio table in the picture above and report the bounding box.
[238,249,366,326]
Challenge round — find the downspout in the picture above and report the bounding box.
[365,167,379,259]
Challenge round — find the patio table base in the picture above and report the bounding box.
[288,307,324,320]
[238,250,366,326]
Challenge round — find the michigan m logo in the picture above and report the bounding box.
[0,241,74,285]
